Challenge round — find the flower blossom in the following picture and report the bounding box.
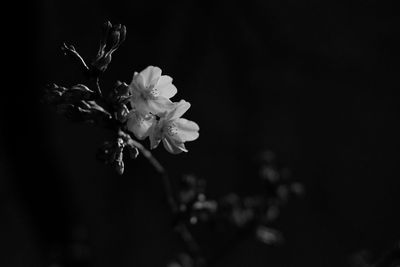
[126,110,156,140]
[129,66,177,116]
[150,100,199,154]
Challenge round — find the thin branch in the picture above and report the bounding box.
[61,43,89,72]
[123,131,205,265]
[126,135,178,213]
[176,223,206,267]
[95,77,103,98]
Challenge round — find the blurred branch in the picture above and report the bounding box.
[125,134,206,265]
[374,241,400,267]
[124,133,178,213]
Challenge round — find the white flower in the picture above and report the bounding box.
[150,100,199,154]
[126,110,156,140]
[129,66,177,116]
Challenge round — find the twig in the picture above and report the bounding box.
[95,77,103,98]
[61,43,89,72]
[122,131,205,265]
[176,223,207,267]
[125,135,178,214]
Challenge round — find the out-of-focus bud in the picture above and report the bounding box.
[290,182,305,196]
[231,207,254,227]
[265,205,279,222]
[192,198,218,223]
[260,165,280,183]
[255,226,283,245]
[276,185,289,203]
[260,150,276,164]
[91,21,126,73]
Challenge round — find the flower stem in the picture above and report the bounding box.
[176,223,206,267]
[61,43,89,72]
[95,77,103,98]
[125,135,178,213]
[121,130,204,265]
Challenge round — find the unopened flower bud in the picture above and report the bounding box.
[63,84,94,102]
[114,140,125,175]
[115,104,129,122]
[91,21,127,73]
[115,160,124,175]
[114,81,129,96]
[100,21,112,48]
[109,81,130,105]
[48,83,67,93]
[110,27,121,47]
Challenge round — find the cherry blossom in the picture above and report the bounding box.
[129,66,177,116]
[126,110,156,140]
[150,100,199,154]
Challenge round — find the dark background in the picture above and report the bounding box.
[1,0,400,266]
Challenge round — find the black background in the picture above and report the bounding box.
[1,0,400,266]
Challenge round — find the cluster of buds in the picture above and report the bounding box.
[167,150,304,267]
[176,175,217,225]
[61,21,126,80]
[108,81,131,122]
[96,131,140,175]
[91,21,126,74]
[44,83,111,124]
[221,150,304,243]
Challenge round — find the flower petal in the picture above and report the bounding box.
[156,75,177,99]
[126,111,155,140]
[149,122,162,149]
[175,118,200,142]
[140,66,161,88]
[149,133,161,149]
[130,72,144,89]
[162,137,187,154]
[167,100,191,120]
[147,97,175,115]
[130,96,150,115]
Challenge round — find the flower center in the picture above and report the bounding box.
[166,123,178,136]
[149,87,160,98]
